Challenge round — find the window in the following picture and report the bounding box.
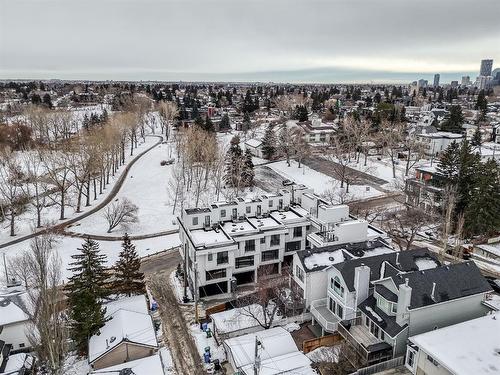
[371,322,379,338]
[285,241,301,252]
[278,199,283,209]
[331,276,344,297]
[262,250,279,262]
[365,316,370,327]
[245,240,255,252]
[221,209,226,218]
[269,200,274,207]
[19,343,25,348]
[380,330,385,341]
[217,251,229,265]
[206,269,227,280]
[337,304,343,319]
[295,265,304,282]
[208,253,213,261]
[406,350,415,367]
[235,255,254,268]
[246,206,251,214]
[232,208,237,218]
[427,355,439,366]
[257,205,262,216]
[293,226,303,237]
[270,234,280,246]
[391,303,398,314]
[260,237,266,244]
[204,215,211,227]
[329,297,335,312]
[192,217,198,225]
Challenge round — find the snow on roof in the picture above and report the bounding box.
[191,228,232,247]
[414,257,439,271]
[477,243,500,258]
[410,313,500,375]
[104,294,148,316]
[3,353,33,373]
[224,327,312,374]
[303,250,346,271]
[247,216,281,231]
[245,138,263,148]
[88,309,158,363]
[0,291,29,326]
[221,220,256,236]
[90,352,164,375]
[240,351,315,375]
[211,304,281,334]
[270,210,303,224]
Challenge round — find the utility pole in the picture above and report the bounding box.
[194,261,199,323]
[183,244,188,302]
[3,253,8,285]
[253,337,261,375]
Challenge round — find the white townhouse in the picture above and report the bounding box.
[0,287,30,353]
[178,186,380,299]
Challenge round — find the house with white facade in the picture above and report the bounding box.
[292,238,395,309]
[405,312,500,375]
[416,132,463,157]
[178,186,379,298]
[306,249,492,367]
[0,288,30,353]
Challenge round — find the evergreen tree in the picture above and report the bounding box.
[440,105,464,134]
[114,233,145,296]
[66,238,109,354]
[436,141,461,183]
[261,124,277,160]
[464,159,500,237]
[219,113,231,131]
[294,105,308,122]
[204,116,215,132]
[242,149,255,187]
[42,93,53,108]
[471,125,482,148]
[242,112,251,131]
[224,136,243,187]
[475,90,488,121]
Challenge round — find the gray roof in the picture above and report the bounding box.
[374,284,397,303]
[358,296,407,338]
[391,261,492,310]
[296,238,392,273]
[334,248,439,292]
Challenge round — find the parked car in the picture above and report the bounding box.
[160,158,175,166]
[282,179,294,186]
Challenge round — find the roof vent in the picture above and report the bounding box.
[431,282,436,301]
[110,336,116,343]
[329,257,335,261]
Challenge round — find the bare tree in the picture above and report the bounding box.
[158,101,179,140]
[42,148,73,220]
[290,128,310,168]
[0,149,30,236]
[167,163,186,215]
[103,197,139,233]
[10,234,68,374]
[378,120,405,178]
[385,206,432,251]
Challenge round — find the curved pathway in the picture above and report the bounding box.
[0,135,164,249]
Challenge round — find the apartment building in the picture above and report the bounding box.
[178,186,378,298]
[405,165,444,212]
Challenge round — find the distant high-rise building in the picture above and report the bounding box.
[461,76,471,86]
[450,81,459,88]
[480,59,493,76]
[433,74,440,87]
[476,75,492,90]
[417,79,428,89]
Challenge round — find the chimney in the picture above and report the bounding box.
[396,278,412,326]
[354,265,371,308]
[395,252,400,267]
[106,339,109,349]
[431,282,436,301]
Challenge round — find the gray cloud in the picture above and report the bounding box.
[1,0,499,82]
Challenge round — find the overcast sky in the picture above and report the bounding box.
[1,0,499,83]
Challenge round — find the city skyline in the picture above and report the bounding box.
[1,0,499,83]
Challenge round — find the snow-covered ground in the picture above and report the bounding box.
[0,136,157,245]
[268,160,383,200]
[0,232,181,282]
[190,322,226,371]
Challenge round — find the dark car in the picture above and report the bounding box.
[282,179,295,186]
[485,276,500,293]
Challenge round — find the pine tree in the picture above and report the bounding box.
[204,117,215,132]
[66,238,109,354]
[219,113,231,131]
[242,149,255,187]
[471,125,482,148]
[440,106,464,134]
[464,159,500,237]
[437,141,461,183]
[114,233,145,296]
[242,112,251,131]
[224,136,243,187]
[261,124,277,160]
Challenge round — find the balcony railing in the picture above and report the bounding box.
[310,298,340,333]
[338,318,393,367]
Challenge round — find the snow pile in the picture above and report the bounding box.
[365,306,383,322]
[284,322,301,332]
[306,345,340,363]
[210,304,282,334]
[303,250,346,270]
[415,257,439,271]
[190,323,226,369]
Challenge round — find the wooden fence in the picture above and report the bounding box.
[303,333,343,354]
[349,356,405,375]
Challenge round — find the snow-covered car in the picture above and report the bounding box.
[282,179,294,186]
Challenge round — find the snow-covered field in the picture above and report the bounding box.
[0,232,181,282]
[0,136,157,245]
[268,160,383,200]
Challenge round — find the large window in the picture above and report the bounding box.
[295,265,304,282]
[406,349,415,368]
[235,255,254,269]
[285,241,301,252]
[206,269,227,280]
[331,276,344,297]
[245,240,255,252]
[262,250,279,262]
[192,217,198,225]
[221,209,226,218]
[270,234,280,246]
[217,251,229,265]
[293,226,303,237]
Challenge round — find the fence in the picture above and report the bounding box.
[302,333,343,354]
[350,356,405,375]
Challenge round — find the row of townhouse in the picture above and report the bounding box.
[178,185,386,298]
[292,247,493,368]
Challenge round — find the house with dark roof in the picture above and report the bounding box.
[327,256,492,368]
[291,238,395,308]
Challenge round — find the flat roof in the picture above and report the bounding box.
[410,313,500,375]
[270,210,303,223]
[247,216,282,231]
[191,228,232,247]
